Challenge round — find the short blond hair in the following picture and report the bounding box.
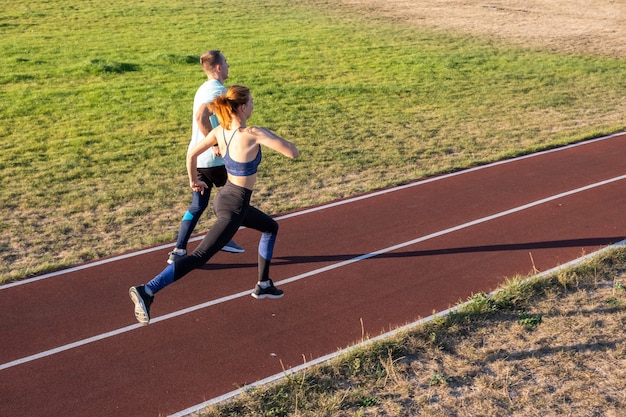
[199,50,223,74]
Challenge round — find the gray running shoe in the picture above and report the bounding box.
[167,249,186,264]
[129,286,154,325]
[251,279,284,299]
[221,239,245,253]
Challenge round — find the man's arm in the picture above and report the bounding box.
[194,103,214,137]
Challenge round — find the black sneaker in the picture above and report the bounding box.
[251,279,284,299]
[221,239,245,253]
[129,286,154,325]
[167,249,186,264]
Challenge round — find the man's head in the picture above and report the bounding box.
[200,50,229,82]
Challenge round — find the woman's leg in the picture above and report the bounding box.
[239,206,284,299]
[241,206,278,281]
[174,214,242,278]
[130,183,253,324]
[145,215,241,295]
[204,166,245,254]
[131,210,243,325]
[146,183,250,294]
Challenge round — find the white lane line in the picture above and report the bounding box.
[275,174,626,286]
[1,174,624,372]
[169,237,626,417]
[1,132,623,290]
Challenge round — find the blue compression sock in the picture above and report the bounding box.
[258,233,276,261]
[145,263,175,295]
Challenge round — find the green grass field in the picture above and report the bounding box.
[1,0,624,282]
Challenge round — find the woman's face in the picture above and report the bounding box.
[243,95,254,119]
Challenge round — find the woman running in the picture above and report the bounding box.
[129,85,300,325]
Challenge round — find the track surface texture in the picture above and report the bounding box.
[1,133,625,417]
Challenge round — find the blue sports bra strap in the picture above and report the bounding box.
[223,128,238,147]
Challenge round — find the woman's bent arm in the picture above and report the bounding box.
[254,127,300,158]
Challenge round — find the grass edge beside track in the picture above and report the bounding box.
[177,241,626,417]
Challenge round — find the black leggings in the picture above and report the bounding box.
[173,181,279,281]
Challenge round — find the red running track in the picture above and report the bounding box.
[1,133,625,417]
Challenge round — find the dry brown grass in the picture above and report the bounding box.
[368,279,626,416]
[200,248,626,416]
[338,0,626,59]
[386,273,624,416]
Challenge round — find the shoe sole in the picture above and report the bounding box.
[251,292,284,300]
[221,246,245,253]
[129,287,150,325]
